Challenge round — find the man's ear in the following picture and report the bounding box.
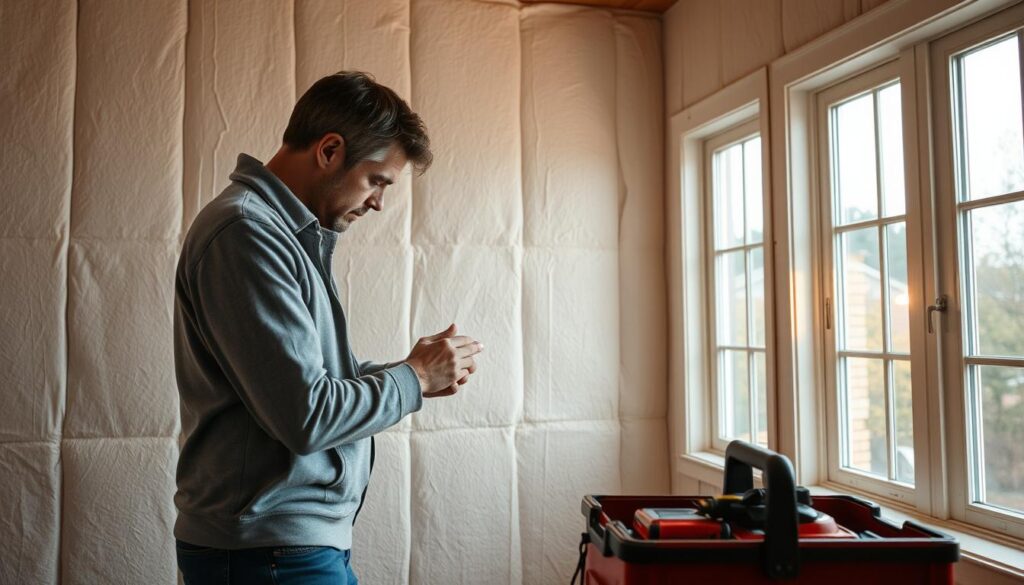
[316,133,346,169]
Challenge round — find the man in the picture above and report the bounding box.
[172,71,482,584]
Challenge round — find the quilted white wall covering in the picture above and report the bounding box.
[411,428,521,584]
[0,1,72,580]
[0,0,75,240]
[411,0,523,248]
[522,6,619,250]
[0,240,66,441]
[350,430,411,585]
[70,0,185,242]
[523,248,619,422]
[182,0,296,229]
[66,241,179,438]
[517,420,620,583]
[411,246,524,431]
[60,438,178,584]
[0,442,61,584]
[0,0,666,582]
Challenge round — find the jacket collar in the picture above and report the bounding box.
[229,153,319,234]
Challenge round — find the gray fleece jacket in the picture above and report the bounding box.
[172,153,422,551]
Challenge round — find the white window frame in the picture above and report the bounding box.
[703,120,769,453]
[815,58,931,508]
[764,0,1024,570]
[929,2,1024,540]
[668,68,774,489]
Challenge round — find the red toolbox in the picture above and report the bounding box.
[576,441,959,584]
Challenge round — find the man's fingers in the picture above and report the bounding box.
[454,340,484,358]
[424,386,456,398]
[456,356,476,372]
[422,323,457,343]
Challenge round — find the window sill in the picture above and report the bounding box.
[676,454,1023,579]
[677,451,761,488]
[810,483,1024,580]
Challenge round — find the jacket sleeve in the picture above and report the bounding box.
[189,218,422,455]
[358,360,397,377]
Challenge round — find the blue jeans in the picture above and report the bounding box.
[176,540,359,585]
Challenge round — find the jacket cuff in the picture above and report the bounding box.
[387,362,423,418]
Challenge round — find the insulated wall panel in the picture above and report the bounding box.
[620,417,670,493]
[521,5,619,249]
[71,0,185,241]
[0,240,66,441]
[334,245,413,371]
[411,246,522,430]
[182,0,296,229]
[517,421,620,585]
[294,0,410,97]
[523,248,618,422]
[615,16,667,420]
[0,442,60,585]
[0,0,74,239]
[410,428,520,585]
[61,438,178,585]
[350,431,410,585]
[680,0,721,108]
[65,241,179,438]
[410,0,522,247]
[721,0,783,84]
[334,245,414,432]
[294,0,413,248]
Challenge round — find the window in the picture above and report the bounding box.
[933,13,1024,538]
[705,122,768,449]
[806,3,1024,539]
[668,68,773,483]
[817,60,921,504]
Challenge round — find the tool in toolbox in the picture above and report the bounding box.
[573,440,959,584]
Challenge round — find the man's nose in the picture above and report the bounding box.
[366,194,383,212]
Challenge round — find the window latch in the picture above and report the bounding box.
[825,297,832,330]
[927,295,948,334]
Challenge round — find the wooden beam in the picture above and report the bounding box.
[519,0,678,14]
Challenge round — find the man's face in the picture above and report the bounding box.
[315,141,409,233]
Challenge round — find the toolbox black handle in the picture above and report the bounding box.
[581,495,612,556]
[722,440,799,580]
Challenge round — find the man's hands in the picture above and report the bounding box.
[404,324,483,398]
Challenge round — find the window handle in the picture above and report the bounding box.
[927,295,948,334]
[825,297,832,330]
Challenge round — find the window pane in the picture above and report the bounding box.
[843,357,887,477]
[878,83,906,217]
[975,365,1024,513]
[841,227,884,351]
[959,36,1024,201]
[754,351,768,447]
[714,143,745,249]
[886,223,911,354]
[720,350,750,442]
[717,251,747,345]
[834,93,879,224]
[744,137,764,244]
[750,247,765,347]
[893,360,914,484]
[969,201,1024,357]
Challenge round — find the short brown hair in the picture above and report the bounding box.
[283,71,432,174]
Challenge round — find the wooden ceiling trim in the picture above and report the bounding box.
[519,0,678,14]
